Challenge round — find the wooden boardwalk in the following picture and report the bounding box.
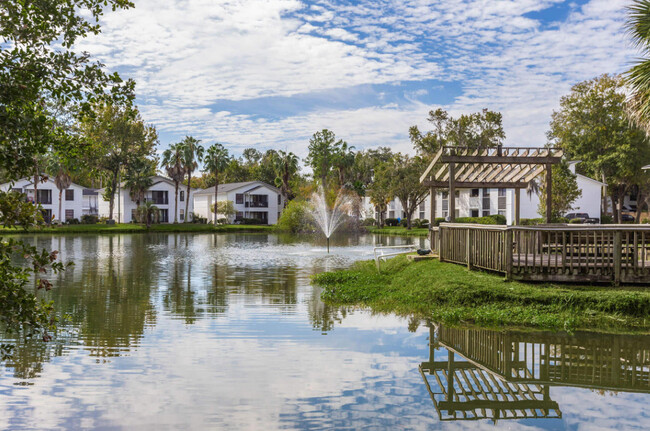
[430,224,650,284]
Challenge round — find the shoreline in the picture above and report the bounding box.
[312,255,650,334]
[0,223,277,235]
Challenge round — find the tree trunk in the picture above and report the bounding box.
[58,188,63,225]
[184,172,191,223]
[611,189,619,224]
[617,186,627,224]
[173,182,179,223]
[635,190,644,224]
[109,170,118,220]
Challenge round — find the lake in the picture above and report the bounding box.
[1,233,649,430]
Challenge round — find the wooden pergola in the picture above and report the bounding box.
[419,145,563,224]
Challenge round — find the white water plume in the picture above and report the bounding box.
[310,186,355,239]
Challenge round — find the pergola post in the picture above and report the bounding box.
[429,185,436,222]
[514,188,521,226]
[449,162,456,222]
[545,163,552,223]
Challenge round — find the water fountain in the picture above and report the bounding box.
[310,186,354,253]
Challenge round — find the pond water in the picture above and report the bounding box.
[1,233,649,430]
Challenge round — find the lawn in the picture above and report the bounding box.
[312,255,650,333]
[0,223,276,234]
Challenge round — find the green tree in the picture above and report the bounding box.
[625,1,650,130]
[212,200,236,223]
[136,200,158,228]
[223,158,250,183]
[0,0,133,347]
[82,102,158,220]
[252,150,278,185]
[203,143,230,224]
[537,162,582,221]
[161,143,186,223]
[367,161,393,227]
[273,150,299,204]
[124,158,156,212]
[242,148,262,166]
[388,154,429,229]
[46,153,74,223]
[548,74,650,223]
[179,136,204,223]
[305,129,346,190]
[410,108,504,155]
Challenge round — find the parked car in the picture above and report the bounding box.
[621,214,635,223]
[564,212,599,224]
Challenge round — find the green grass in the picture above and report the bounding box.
[366,226,429,237]
[312,255,650,333]
[0,223,276,235]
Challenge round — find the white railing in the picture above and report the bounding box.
[374,245,418,271]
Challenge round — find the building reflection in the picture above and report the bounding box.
[420,323,650,422]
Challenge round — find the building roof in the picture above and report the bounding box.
[97,175,197,192]
[0,175,86,190]
[194,181,281,196]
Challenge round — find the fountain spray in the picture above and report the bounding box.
[310,186,353,254]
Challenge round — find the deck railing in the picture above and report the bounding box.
[432,223,650,284]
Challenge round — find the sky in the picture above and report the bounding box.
[77,0,637,160]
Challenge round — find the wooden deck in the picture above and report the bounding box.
[430,224,650,284]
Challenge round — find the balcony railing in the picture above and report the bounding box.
[245,202,268,208]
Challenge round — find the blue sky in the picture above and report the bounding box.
[78,0,634,159]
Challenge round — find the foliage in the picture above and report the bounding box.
[361,218,376,226]
[409,108,505,155]
[388,154,429,229]
[312,256,650,332]
[367,160,393,227]
[624,1,650,131]
[384,218,399,227]
[179,136,204,223]
[81,214,98,224]
[273,150,299,202]
[203,143,230,223]
[136,201,158,228]
[548,74,650,222]
[537,162,582,220]
[211,200,236,222]
[305,129,347,190]
[454,215,507,225]
[520,218,545,226]
[275,199,316,233]
[161,142,185,223]
[124,157,156,206]
[413,219,429,228]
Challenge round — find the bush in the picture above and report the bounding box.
[601,215,613,224]
[190,212,207,224]
[569,218,583,224]
[385,218,399,226]
[490,214,507,225]
[240,218,263,225]
[453,215,507,225]
[361,218,376,226]
[520,218,544,226]
[81,214,98,224]
[276,199,316,233]
[399,219,408,227]
[217,218,228,225]
[432,217,447,226]
[66,218,80,225]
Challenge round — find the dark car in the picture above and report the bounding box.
[621,214,635,223]
[565,212,599,224]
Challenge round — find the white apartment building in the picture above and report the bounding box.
[193,181,284,225]
[97,175,196,223]
[0,176,87,223]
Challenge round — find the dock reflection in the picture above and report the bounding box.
[420,324,650,422]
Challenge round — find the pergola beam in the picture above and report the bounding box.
[440,155,561,164]
[423,180,531,189]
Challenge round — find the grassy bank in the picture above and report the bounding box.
[366,227,429,237]
[0,223,276,235]
[312,256,650,333]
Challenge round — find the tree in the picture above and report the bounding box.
[367,162,393,227]
[136,201,158,228]
[242,148,262,166]
[273,150,299,204]
[161,143,185,223]
[388,154,429,229]
[0,0,133,347]
[124,158,156,213]
[47,154,74,224]
[179,136,204,223]
[410,108,504,156]
[625,1,650,131]
[203,143,230,224]
[548,74,650,223]
[212,200,236,223]
[82,102,158,221]
[305,129,346,190]
[537,162,582,221]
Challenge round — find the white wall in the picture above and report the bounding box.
[0,177,86,222]
[193,183,284,225]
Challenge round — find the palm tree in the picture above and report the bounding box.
[47,155,72,224]
[124,159,154,220]
[626,2,650,129]
[203,143,230,224]
[137,200,158,228]
[335,142,356,188]
[179,136,204,223]
[273,150,298,206]
[161,142,185,223]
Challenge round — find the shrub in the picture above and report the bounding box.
[385,218,399,226]
[217,218,228,225]
[276,199,316,233]
[66,218,80,225]
[454,215,507,225]
[432,217,447,226]
[490,214,507,225]
[569,218,583,224]
[190,212,207,224]
[520,218,544,226]
[399,219,408,227]
[601,215,613,224]
[81,214,98,224]
[361,218,376,226]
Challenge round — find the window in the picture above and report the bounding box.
[482,188,490,213]
[65,189,74,201]
[498,188,506,215]
[277,194,281,205]
[180,209,184,221]
[158,209,169,223]
[65,209,74,220]
[236,193,243,204]
[236,211,243,221]
[150,190,168,205]
[470,189,479,197]
[37,189,52,204]
[470,209,479,217]
[180,190,185,202]
[482,210,490,217]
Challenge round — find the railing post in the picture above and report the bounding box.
[614,230,622,286]
[439,225,445,263]
[505,228,513,281]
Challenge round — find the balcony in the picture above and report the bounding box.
[245,201,268,208]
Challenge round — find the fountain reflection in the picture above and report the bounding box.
[420,323,650,423]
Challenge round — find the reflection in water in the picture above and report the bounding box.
[420,323,650,423]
